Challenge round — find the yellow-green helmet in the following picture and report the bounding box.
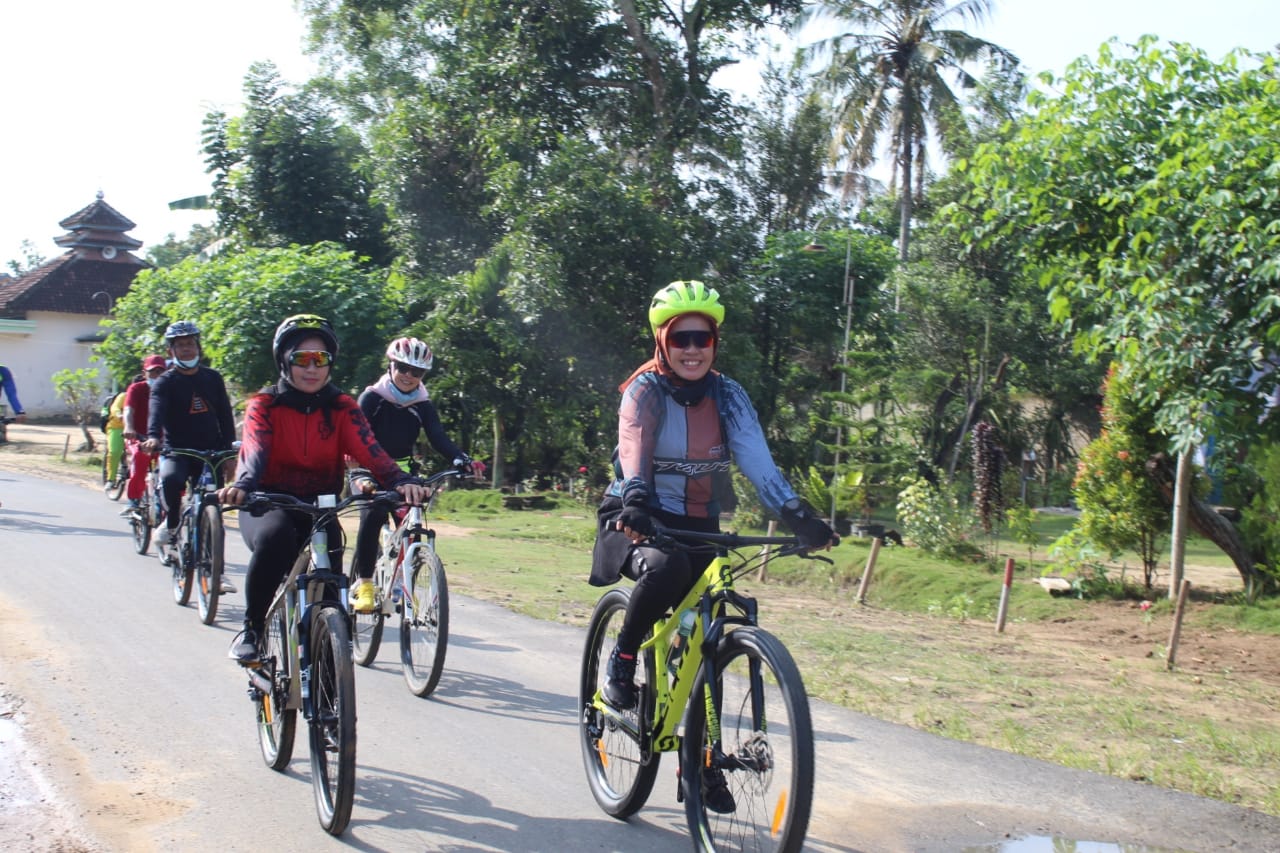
[648,280,725,336]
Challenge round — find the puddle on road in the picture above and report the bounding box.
[964,837,1183,853]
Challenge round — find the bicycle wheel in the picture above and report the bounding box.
[171,518,193,606]
[399,548,449,697]
[130,502,151,555]
[349,555,384,667]
[578,587,659,819]
[258,605,296,770]
[680,626,814,853]
[309,606,357,835]
[195,503,224,625]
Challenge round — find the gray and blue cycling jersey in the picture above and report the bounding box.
[606,371,797,519]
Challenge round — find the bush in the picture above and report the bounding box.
[895,475,981,560]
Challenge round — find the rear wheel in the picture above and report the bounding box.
[195,503,224,625]
[680,626,814,853]
[349,554,384,667]
[258,606,296,770]
[310,606,357,835]
[399,547,449,697]
[578,587,659,819]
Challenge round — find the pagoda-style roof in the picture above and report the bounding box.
[0,194,148,319]
[53,191,143,252]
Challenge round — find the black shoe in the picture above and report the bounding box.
[228,627,260,665]
[702,767,736,814]
[602,646,638,710]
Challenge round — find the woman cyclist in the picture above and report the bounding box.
[218,315,427,664]
[347,336,478,613]
[590,281,837,710]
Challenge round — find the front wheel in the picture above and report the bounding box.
[130,502,151,555]
[195,503,224,625]
[680,626,814,853]
[171,518,193,606]
[399,548,449,697]
[578,587,659,819]
[258,606,297,770]
[310,606,357,835]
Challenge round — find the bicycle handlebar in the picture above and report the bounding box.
[165,446,240,465]
[649,522,838,563]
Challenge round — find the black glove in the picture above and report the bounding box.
[616,505,655,539]
[781,499,835,550]
[453,456,473,475]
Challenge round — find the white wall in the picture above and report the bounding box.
[0,311,112,417]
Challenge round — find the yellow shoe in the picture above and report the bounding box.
[352,580,376,613]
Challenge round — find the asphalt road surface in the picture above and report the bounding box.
[2,467,1278,852]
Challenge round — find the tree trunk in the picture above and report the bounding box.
[1145,453,1259,587]
[491,412,505,490]
[1168,450,1191,599]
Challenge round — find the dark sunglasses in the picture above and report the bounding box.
[288,350,333,368]
[392,361,426,378]
[669,329,715,350]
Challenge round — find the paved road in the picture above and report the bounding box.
[1,467,1278,852]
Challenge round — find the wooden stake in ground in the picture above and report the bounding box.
[1166,578,1193,671]
[857,537,881,604]
[996,557,1015,633]
[757,519,777,582]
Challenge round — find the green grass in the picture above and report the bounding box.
[420,492,1280,816]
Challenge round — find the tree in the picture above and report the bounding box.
[802,0,1018,261]
[51,368,102,452]
[953,39,1280,587]
[103,244,401,396]
[5,239,47,276]
[145,224,221,268]
[1072,367,1171,589]
[202,63,391,263]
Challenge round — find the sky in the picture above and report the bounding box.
[2,0,1278,268]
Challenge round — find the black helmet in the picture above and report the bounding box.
[164,320,201,341]
[273,314,339,369]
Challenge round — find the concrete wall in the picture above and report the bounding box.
[0,312,112,417]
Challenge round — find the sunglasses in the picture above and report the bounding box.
[392,361,426,378]
[669,329,715,350]
[288,350,333,368]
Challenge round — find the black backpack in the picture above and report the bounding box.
[99,391,119,433]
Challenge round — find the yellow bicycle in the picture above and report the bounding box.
[580,525,830,852]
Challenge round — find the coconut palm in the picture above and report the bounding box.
[802,0,1018,262]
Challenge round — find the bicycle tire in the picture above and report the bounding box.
[399,548,449,697]
[171,517,193,606]
[258,606,297,770]
[349,555,384,667]
[196,503,224,625]
[130,504,151,555]
[309,606,357,835]
[578,587,659,819]
[680,626,814,853]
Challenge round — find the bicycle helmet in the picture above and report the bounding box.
[164,320,201,341]
[386,336,433,371]
[273,314,340,370]
[648,280,725,336]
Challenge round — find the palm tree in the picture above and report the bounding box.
[802,1,1018,263]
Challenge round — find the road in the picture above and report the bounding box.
[1,467,1278,852]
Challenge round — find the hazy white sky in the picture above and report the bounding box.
[2,0,1277,267]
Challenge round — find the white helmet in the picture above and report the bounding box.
[386,336,433,370]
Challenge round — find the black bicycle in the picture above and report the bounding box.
[227,490,394,835]
[102,446,128,501]
[164,447,238,623]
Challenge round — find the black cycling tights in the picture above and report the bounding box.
[615,545,710,655]
[238,507,343,633]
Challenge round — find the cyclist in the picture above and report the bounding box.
[0,362,26,424]
[119,356,167,515]
[103,382,129,489]
[590,281,836,719]
[347,336,478,613]
[142,321,237,561]
[217,315,428,664]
